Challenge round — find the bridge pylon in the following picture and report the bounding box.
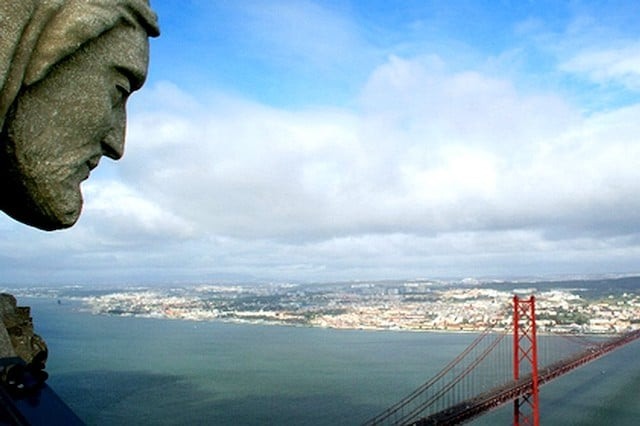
[513,295,540,426]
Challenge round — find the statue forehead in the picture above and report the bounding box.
[23,0,159,86]
[0,1,158,127]
[48,24,150,88]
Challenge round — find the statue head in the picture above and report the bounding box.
[0,0,159,230]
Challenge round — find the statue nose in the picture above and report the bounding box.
[101,112,126,160]
[101,125,125,159]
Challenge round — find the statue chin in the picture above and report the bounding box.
[1,178,82,231]
[2,202,80,231]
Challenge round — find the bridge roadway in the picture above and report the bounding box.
[409,328,640,426]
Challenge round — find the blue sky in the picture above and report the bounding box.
[2,0,640,286]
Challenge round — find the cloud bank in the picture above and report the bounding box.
[2,1,639,285]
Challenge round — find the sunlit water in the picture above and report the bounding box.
[25,297,640,425]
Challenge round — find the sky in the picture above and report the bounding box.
[2,0,640,286]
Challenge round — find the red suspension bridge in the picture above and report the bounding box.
[364,295,640,426]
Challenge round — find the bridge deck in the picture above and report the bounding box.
[409,328,640,425]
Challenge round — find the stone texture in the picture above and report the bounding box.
[0,323,15,358]
[0,0,159,230]
[0,293,47,365]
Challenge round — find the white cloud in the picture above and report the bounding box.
[561,43,640,90]
[81,180,195,242]
[4,52,640,284]
[119,56,639,250]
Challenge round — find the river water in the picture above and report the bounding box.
[24,297,640,425]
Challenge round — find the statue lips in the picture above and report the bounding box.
[81,154,102,181]
[87,154,101,171]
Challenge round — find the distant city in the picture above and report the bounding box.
[5,276,640,334]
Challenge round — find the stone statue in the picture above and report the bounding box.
[0,0,159,394]
[0,0,160,231]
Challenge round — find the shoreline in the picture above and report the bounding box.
[77,306,622,337]
[12,282,640,338]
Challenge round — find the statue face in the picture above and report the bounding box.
[0,24,149,230]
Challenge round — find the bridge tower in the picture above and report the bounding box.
[513,295,540,426]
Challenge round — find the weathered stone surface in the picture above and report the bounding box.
[0,324,15,358]
[0,0,159,230]
[0,294,46,364]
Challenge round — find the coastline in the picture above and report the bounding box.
[19,294,620,337]
[9,276,640,337]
